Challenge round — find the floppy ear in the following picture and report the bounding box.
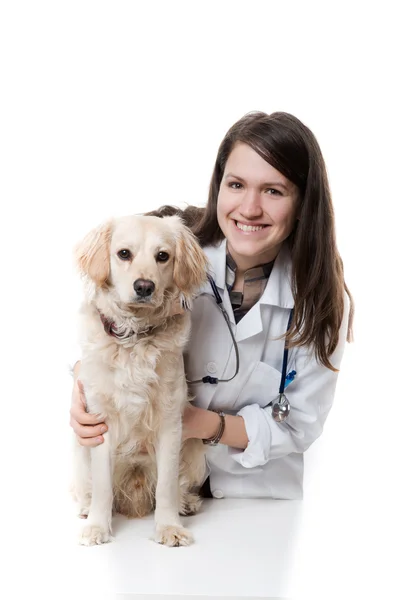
[173,223,209,300]
[74,220,113,286]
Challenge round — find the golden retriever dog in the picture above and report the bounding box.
[71,214,209,547]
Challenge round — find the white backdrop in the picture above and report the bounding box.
[1,1,398,599]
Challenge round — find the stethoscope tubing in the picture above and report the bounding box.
[186,275,294,422]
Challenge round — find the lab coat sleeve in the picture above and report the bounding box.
[230,293,351,468]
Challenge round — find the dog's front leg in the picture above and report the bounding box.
[154,414,194,547]
[71,436,92,518]
[78,432,114,546]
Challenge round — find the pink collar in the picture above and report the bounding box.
[98,311,136,340]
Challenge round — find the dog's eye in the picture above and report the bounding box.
[117,249,132,261]
[157,251,169,262]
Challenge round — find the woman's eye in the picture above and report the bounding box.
[266,188,282,195]
[157,251,169,262]
[229,182,243,190]
[117,249,132,260]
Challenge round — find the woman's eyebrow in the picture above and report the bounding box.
[225,172,289,191]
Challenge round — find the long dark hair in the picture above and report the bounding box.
[146,111,354,371]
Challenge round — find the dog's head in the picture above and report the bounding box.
[74,214,209,311]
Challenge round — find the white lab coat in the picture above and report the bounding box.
[184,239,350,500]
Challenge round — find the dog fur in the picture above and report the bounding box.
[71,214,209,547]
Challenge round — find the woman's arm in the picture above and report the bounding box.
[227,293,351,468]
[183,291,351,463]
[182,404,249,449]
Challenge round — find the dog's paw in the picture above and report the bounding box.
[78,524,113,546]
[154,524,194,547]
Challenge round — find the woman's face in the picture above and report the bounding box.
[217,142,299,270]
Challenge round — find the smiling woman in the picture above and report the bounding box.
[71,110,354,503]
[217,142,299,270]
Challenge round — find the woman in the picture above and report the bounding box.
[70,111,354,500]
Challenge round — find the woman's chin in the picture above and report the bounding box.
[229,236,271,256]
[228,237,282,266]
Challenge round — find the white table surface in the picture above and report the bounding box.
[62,496,301,600]
[14,439,397,600]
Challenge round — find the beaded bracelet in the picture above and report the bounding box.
[202,410,226,446]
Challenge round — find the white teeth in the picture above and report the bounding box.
[236,221,266,232]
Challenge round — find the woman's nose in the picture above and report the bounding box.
[239,189,263,218]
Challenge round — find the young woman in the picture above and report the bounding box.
[70,111,353,500]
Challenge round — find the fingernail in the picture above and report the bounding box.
[96,437,103,443]
[100,426,107,433]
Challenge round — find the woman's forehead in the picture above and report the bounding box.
[224,143,295,189]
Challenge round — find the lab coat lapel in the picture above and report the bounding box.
[235,302,263,342]
[260,243,294,310]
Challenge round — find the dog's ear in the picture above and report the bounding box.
[74,220,113,286]
[173,221,209,299]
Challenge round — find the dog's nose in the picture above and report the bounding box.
[133,279,155,298]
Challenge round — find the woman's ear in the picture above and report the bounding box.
[74,220,113,286]
[172,220,209,300]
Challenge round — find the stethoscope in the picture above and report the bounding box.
[187,275,295,423]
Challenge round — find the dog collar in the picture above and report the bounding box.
[98,311,136,340]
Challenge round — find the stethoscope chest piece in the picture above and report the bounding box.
[272,393,291,423]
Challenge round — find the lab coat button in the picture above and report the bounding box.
[207,362,217,374]
[213,489,224,499]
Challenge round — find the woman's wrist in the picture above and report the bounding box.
[201,409,221,440]
[202,411,248,449]
[182,405,219,441]
[183,405,249,449]
[202,410,226,446]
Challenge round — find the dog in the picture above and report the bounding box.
[71,214,209,547]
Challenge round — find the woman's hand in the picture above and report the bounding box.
[70,377,108,446]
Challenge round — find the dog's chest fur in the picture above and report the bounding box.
[78,304,191,452]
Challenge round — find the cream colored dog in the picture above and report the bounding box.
[72,214,209,547]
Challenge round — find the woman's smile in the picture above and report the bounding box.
[234,220,271,233]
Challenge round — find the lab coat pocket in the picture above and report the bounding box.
[232,361,283,412]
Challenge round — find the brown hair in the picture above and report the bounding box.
[146,111,354,371]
